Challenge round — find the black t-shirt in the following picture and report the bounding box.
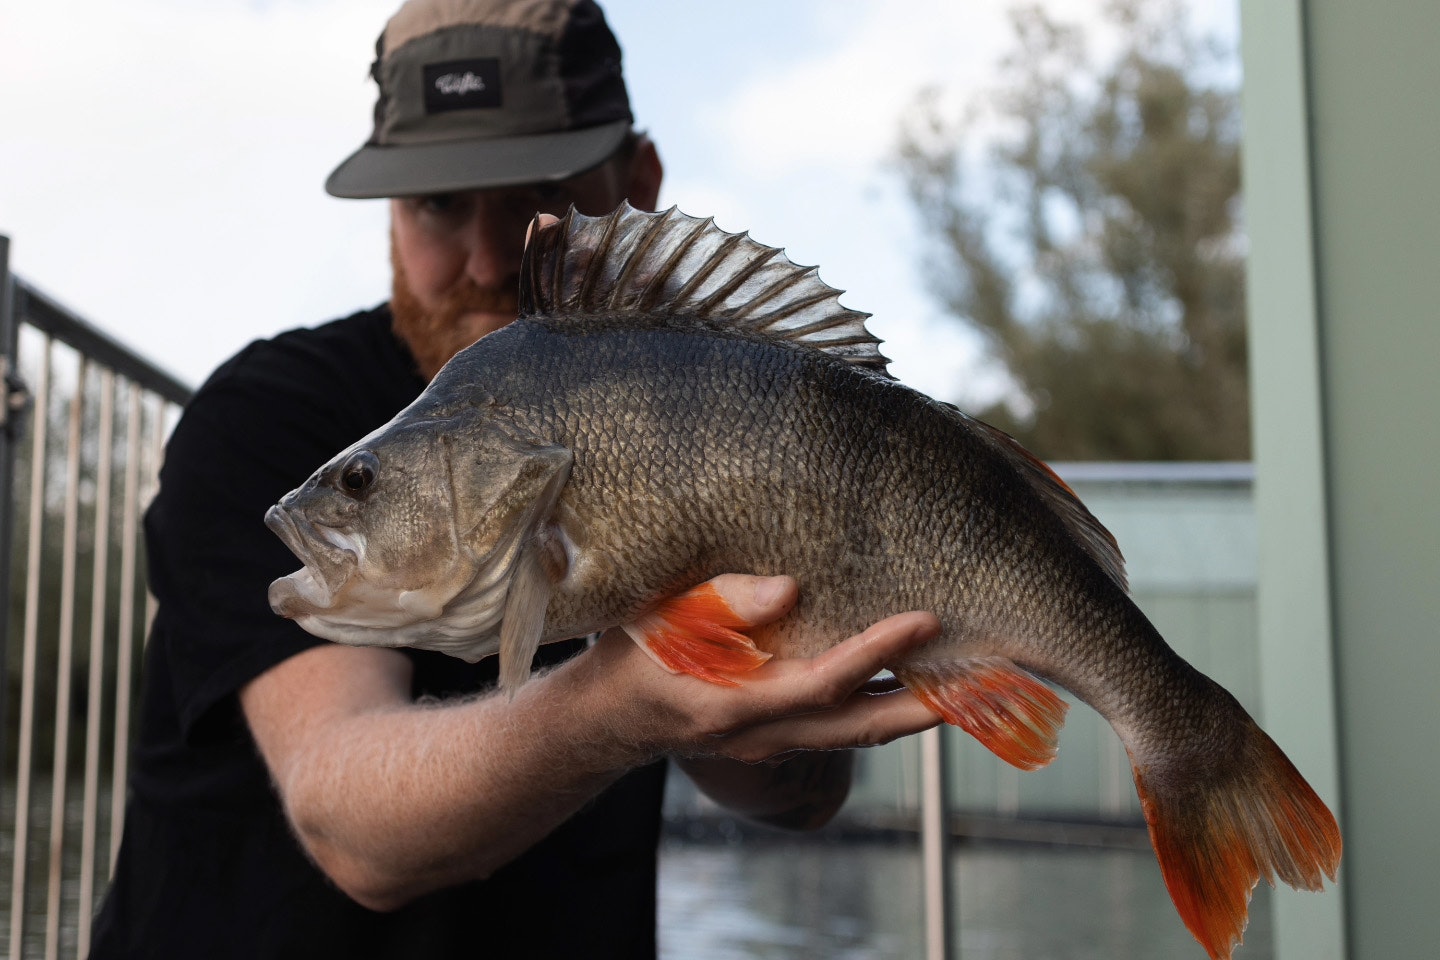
[90,306,667,959]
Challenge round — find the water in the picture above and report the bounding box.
[658,839,1275,960]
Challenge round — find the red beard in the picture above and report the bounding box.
[390,240,519,380]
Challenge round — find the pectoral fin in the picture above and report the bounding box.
[498,547,553,694]
[437,418,571,690]
[622,583,772,686]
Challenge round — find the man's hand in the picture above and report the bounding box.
[579,574,942,828]
[588,574,943,763]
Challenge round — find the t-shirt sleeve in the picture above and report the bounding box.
[145,342,369,742]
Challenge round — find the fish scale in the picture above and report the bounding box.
[267,203,1340,959]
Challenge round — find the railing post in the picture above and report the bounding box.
[0,233,30,800]
[920,725,956,960]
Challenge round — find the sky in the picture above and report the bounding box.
[0,0,1237,401]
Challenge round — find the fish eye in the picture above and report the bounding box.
[337,450,380,499]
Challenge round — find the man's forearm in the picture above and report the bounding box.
[250,645,653,911]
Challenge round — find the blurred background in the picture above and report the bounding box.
[3,1,1436,958]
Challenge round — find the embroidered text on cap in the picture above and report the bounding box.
[423,58,503,113]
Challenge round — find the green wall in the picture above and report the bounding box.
[1243,2,1440,958]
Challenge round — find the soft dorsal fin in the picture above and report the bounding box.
[519,202,891,375]
[954,408,1129,593]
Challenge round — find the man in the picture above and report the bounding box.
[90,1,940,957]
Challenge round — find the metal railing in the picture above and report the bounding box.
[1,235,191,960]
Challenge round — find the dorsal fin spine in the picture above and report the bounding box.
[610,206,692,312]
[694,245,785,316]
[729,267,807,318]
[636,214,711,314]
[519,214,547,315]
[607,210,667,312]
[547,212,567,313]
[758,288,852,330]
[577,210,622,308]
[798,333,883,348]
[670,229,746,306]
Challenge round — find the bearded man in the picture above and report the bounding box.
[91,2,939,957]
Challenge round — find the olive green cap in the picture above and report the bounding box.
[326,0,633,199]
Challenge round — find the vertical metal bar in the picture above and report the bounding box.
[10,336,52,960]
[76,369,114,958]
[45,355,88,960]
[109,385,143,870]
[0,234,20,801]
[142,398,168,640]
[920,725,955,960]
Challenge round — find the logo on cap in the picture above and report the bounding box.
[423,58,502,113]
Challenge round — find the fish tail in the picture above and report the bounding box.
[1128,710,1342,960]
[894,658,1068,770]
[621,583,772,685]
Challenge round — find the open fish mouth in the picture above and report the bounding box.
[264,497,507,657]
[265,505,359,616]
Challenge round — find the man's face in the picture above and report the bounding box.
[389,152,640,380]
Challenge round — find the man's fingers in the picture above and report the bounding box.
[594,591,946,758]
[799,611,941,697]
[717,686,943,763]
[703,573,798,626]
[690,611,943,744]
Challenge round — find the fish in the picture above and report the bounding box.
[266,202,1340,959]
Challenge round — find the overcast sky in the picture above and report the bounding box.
[0,0,1236,401]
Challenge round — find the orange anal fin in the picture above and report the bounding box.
[896,657,1068,770]
[1131,721,1342,960]
[622,583,772,686]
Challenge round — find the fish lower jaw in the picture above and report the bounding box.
[275,570,505,661]
[268,567,343,618]
[271,540,530,666]
[269,560,476,629]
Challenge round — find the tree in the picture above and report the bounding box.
[895,0,1246,460]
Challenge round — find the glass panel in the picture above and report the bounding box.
[659,737,926,958]
[948,466,1271,958]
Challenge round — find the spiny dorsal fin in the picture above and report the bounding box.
[953,407,1129,593]
[519,202,891,375]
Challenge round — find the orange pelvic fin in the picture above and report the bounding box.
[896,658,1068,770]
[622,583,772,686]
[1130,718,1342,960]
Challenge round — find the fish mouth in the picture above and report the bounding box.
[264,499,499,658]
[265,504,360,617]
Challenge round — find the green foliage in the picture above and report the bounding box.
[896,0,1247,460]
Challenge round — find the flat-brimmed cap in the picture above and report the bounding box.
[326,0,633,199]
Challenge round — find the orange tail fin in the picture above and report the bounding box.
[1130,717,1342,959]
[895,657,1068,770]
[622,583,772,685]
